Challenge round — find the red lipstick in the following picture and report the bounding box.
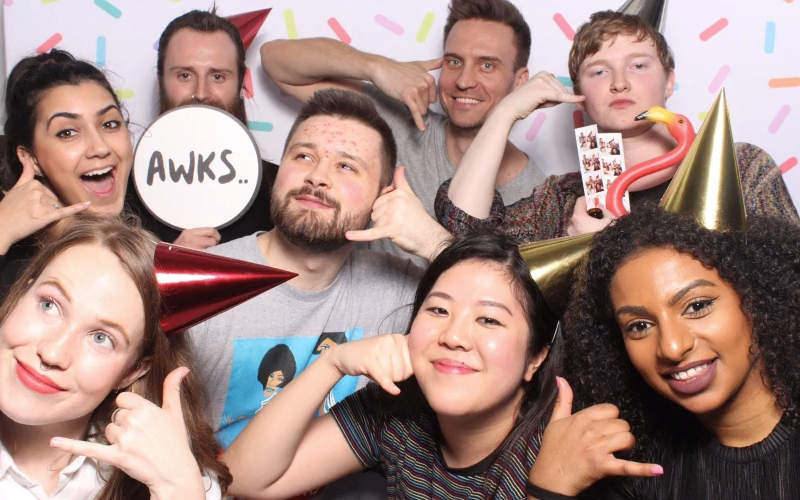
[15,361,65,395]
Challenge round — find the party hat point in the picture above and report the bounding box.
[616,0,668,33]
[155,242,296,335]
[519,233,594,318]
[226,8,271,52]
[659,88,747,231]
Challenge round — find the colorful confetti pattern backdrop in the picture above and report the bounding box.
[3,0,798,208]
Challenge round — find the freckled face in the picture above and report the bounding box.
[271,115,384,251]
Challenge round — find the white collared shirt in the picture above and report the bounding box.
[0,441,222,499]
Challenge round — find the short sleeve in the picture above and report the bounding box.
[329,384,385,469]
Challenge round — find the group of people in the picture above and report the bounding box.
[0,1,798,499]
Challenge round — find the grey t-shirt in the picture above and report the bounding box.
[363,85,546,261]
[188,233,422,448]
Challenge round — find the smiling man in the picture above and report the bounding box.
[260,0,550,261]
[126,8,278,250]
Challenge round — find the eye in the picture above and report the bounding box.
[294,153,313,162]
[633,63,647,70]
[211,73,226,81]
[177,72,191,80]
[623,320,652,338]
[446,58,461,68]
[482,62,495,71]
[338,163,355,172]
[426,306,448,316]
[477,316,503,327]
[684,298,714,317]
[102,120,121,130]
[91,331,114,349]
[55,129,77,139]
[39,297,60,316]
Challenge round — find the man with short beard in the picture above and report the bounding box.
[188,89,423,498]
[126,8,278,250]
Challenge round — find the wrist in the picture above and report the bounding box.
[364,53,389,83]
[526,480,577,500]
[150,468,205,500]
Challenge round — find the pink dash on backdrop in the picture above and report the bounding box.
[4,0,13,6]
[243,68,254,99]
[526,113,547,141]
[708,65,731,93]
[375,14,404,35]
[699,18,728,41]
[36,33,63,54]
[768,105,791,133]
[328,18,351,44]
[779,157,797,174]
[553,13,575,41]
[573,110,585,128]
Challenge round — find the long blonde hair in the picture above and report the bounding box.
[0,212,231,498]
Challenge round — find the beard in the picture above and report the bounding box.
[158,84,247,125]
[271,185,372,253]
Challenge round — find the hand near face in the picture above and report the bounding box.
[371,58,443,131]
[173,227,222,250]
[566,197,615,236]
[0,161,90,254]
[51,368,208,500]
[529,377,663,496]
[328,334,413,395]
[498,71,585,122]
[346,166,451,261]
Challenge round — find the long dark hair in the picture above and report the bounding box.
[0,212,231,498]
[383,232,561,486]
[2,49,123,189]
[563,205,800,461]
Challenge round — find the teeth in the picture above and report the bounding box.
[83,166,113,177]
[670,363,708,381]
[455,98,480,104]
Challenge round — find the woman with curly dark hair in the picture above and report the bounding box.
[527,205,800,499]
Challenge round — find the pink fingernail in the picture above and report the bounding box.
[652,465,664,475]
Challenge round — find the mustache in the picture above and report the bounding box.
[284,185,340,210]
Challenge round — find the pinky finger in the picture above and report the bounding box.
[50,201,92,221]
[607,458,664,478]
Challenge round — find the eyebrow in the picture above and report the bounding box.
[169,65,234,75]
[336,150,367,169]
[477,299,513,316]
[287,142,318,154]
[614,279,717,318]
[39,278,131,344]
[443,52,503,63]
[583,53,657,68]
[46,104,120,129]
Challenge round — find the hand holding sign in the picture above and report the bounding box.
[173,227,222,250]
[0,161,90,254]
[51,368,207,499]
[346,166,451,261]
[528,377,663,496]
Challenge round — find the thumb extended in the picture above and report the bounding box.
[162,367,190,417]
[393,166,412,192]
[549,376,574,422]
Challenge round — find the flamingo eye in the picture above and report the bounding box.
[678,119,684,124]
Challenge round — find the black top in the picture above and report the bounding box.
[588,416,800,499]
[124,159,278,244]
[0,192,37,302]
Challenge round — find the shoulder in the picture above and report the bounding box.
[349,249,424,281]
[735,142,780,179]
[205,233,262,259]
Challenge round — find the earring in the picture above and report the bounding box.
[40,361,52,371]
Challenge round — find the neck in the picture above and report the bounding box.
[698,366,783,447]
[258,230,351,291]
[445,123,526,186]
[436,392,520,469]
[0,412,89,489]
[614,122,677,191]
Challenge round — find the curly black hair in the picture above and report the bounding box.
[563,205,800,460]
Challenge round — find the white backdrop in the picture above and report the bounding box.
[3,0,799,209]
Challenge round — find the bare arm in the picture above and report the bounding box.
[260,38,441,130]
[448,72,584,218]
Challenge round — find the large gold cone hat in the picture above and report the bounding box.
[617,0,668,33]
[658,88,747,231]
[519,233,594,318]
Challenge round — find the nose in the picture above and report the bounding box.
[455,64,477,90]
[610,71,630,93]
[656,321,696,364]
[37,327,74,371]
[193,77,210,103]
[437,310,473,351]
[85,126,111,159]
[304,158,332,188]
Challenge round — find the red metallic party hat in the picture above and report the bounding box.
[155,242,296,335]
[226,8,271,52]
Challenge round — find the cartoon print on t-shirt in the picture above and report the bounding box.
[256,344,297,412]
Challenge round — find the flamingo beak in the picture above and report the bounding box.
[635,106,677,125]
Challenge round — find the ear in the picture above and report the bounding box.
[664,69,676,101]
[523,344,551,383]
[17,146,43,177]
[512,66,530,91]
[116,355,152,390]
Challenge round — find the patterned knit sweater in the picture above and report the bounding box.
[435,142,799,243]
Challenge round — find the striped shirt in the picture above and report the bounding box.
[330,384,541,500]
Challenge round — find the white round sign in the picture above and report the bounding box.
[132,105,262,230]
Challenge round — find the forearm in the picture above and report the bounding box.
[223,351,342,493]
[448,106,517,218]
[260,38,382,87]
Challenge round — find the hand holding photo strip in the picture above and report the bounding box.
[574,125,604,219]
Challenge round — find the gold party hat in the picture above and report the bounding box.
[658,88,746,231]
[617,0,668,33]
[519,233,594,317]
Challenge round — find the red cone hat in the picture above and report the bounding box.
[155,242,296,335]
[226,8,271,52]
